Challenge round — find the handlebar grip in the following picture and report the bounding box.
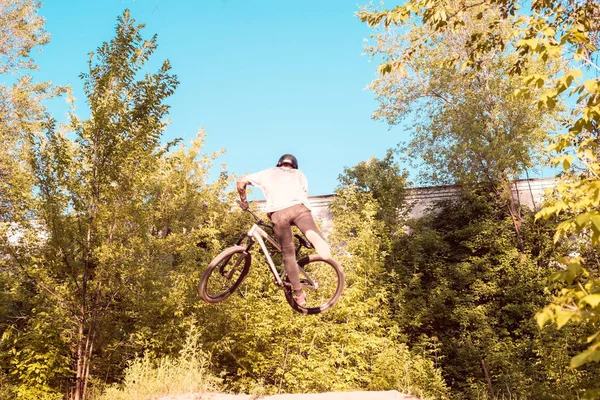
[236,199,250,211]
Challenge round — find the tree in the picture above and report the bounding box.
[392,188,600,398]
[337,149,410,233]
[59,11,179,398]
[0,0,49,74]
[360,0,563,250]
[0,2,67,398]
[358,0,600,373]
[1,9,182,399]
[0,0,63,221]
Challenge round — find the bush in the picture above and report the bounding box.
[96,330,221,400]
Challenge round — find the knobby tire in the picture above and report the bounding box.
[199,245,251,303]
[284,255,344,315]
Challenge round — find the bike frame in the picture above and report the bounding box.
[238,221,317,290]
[245,223,286,286]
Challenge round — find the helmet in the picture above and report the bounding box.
[276,154,298,169]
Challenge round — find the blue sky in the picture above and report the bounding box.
[33,0,407,197]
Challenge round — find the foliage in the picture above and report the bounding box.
[0,0,66,222]
[358,0,564,253]
[194,186,449,399]
[338,149,410,232]
[394,188,600,399]
[0,1,69,399]
[0,9,233,400]
[8,2,600,399]
[358,0,600,374]
[97,328,221,400]
[0,0,50,74]
[361,0,560,189]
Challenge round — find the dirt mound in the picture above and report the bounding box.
[159,390,419,400]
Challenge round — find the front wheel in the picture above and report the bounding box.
[284,255,344,315]
[199,245,251,303]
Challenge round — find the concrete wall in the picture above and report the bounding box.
[404,177,555,220]
[261,178,556,236]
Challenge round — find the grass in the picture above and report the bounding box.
[95,330,221,400]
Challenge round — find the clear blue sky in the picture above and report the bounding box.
[34,0,407,197]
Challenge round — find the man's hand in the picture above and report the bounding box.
[236,177,251,210]
[237,199,249,210]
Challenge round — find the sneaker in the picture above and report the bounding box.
[293,290,307,306]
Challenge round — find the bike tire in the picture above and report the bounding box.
[199,245,251,303]
[284,255,344,315]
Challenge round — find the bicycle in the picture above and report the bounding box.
[198,203,344,315]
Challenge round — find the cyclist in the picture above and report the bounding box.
[237,154,333,306]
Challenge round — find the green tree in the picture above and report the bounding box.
[338,149,410,233]
[57,11,178,398]
[393,189,600,398]
[358,0,600,371]
[0,0,49,73]
[0,0,63,220]
[360,0,563,250]
[0,2,66,398]
[1,9,181,399]
[194,187,449,399]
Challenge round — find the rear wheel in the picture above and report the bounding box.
[284,255,344,315]
[199,245,251,303]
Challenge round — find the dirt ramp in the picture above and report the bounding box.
[161,391,419,400]
[260,391,419,400]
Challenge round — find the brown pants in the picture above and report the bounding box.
[268,204,331,295]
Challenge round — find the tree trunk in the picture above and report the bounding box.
[73,316,85,400]
[73,209,94,400]
[494,179,524,252]
[72,321,96,400]
[506,182,524,252]
[82,329,96,400]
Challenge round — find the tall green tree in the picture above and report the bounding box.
[358,0,600,372]
[0,2,67,398]
[360,0,562,250]
[1,9,182,400]
[59,11,179,398]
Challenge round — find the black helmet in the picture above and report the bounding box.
[276,154,298,169]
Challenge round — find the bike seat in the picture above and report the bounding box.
[294,234,313,249]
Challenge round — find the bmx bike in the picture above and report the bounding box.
[198,203,344,315]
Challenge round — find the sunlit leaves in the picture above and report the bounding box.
[0,0,50,74]
[533,252,600,372]
[359,0,600,374]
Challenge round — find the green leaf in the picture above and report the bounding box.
[575,212,590,228]
[580,294,600,308]
[570,348,600,368]
[563,155,574,170]
[584,79,598,93]
[591,215,600,235]
[555,309,574,329]
[570,69,583,78]
[587,330,600,344]
[522,38,539,50]
[535,309,552,328]
[377,63,393,75]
